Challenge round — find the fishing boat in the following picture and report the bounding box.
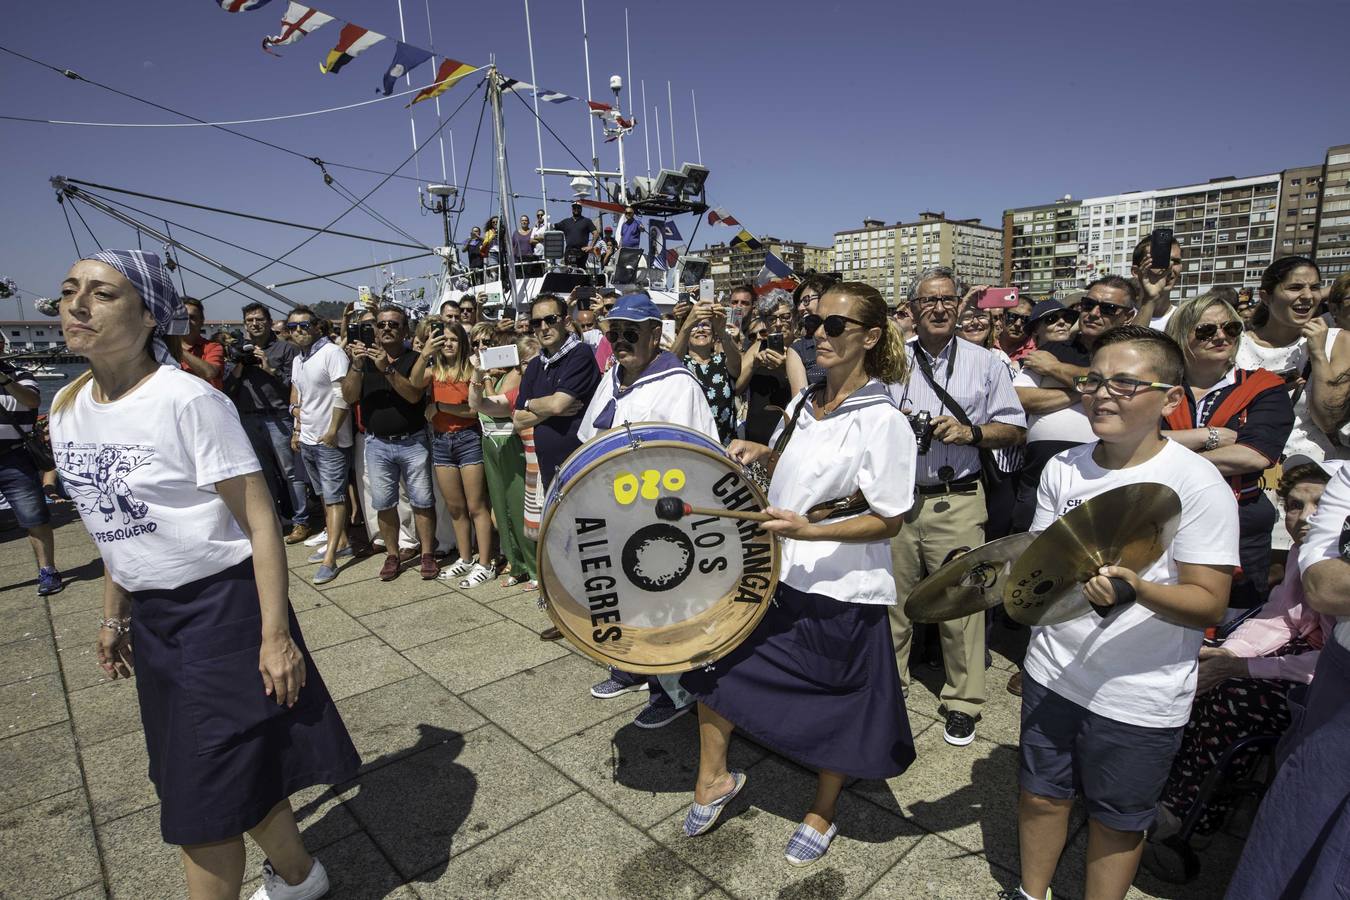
[30,364,68,380]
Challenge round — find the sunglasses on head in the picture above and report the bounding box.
[1193,321,1244,342]
[1038,310,1079,328]
[801,313,871,337]
[1077,298,1129,318]
[529,313,565,330]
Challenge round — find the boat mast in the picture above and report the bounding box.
[523,0,548,211]
[488,66,520,312]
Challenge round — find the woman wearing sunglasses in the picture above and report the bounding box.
[411,317,497,589]
[680,281,917,867]
[1164,293,1294,610]
[736,297,794,444]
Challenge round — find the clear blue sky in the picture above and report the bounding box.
[2,0,1347,321]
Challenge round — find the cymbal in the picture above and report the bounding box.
[904,533,1037,623]
[1003,483,1181,626]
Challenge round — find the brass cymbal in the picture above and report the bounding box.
[1003,483,1181,626]
[904,533,1037,623]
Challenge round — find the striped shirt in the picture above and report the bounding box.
[0,365,39,445]
[890,336,1026,486]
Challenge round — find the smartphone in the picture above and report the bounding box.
[699,278,716,304]
[727,306,745,330]
[1150,228,1175,271]
[357,322,376,346]
[661,319,677,345]
[479,343,520,370]
[767,333,785,354]
[976,287,1019,309]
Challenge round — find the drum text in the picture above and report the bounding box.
[575,517,623,642]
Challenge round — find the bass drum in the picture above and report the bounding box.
[538,423,780,675]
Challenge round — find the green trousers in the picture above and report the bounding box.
[482,431,536,581]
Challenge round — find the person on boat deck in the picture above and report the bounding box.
[619,205,643,249]
[578,292,721,730]
[48,249,358,900]
[680,280,917,867]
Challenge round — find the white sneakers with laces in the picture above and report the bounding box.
[248,858,329,900]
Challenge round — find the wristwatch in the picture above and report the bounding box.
[1202,427,1220,451]
[969,424,984,447]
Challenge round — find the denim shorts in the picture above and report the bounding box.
[1019,673,1183,832]
[431,428,484,469]
[299,442,352,506]
[364,431,435,511]
[0,445,51,529]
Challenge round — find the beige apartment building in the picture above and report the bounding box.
[832,212,1003,305]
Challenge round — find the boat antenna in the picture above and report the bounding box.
[524,0,549,210]
[691,89,703,165]
[423,0,451,182]
[395,0,423,191]
[641,80,651,178]
[667,80,676,165]
[580,0,599,184]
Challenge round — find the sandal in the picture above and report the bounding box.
[458,562,497,589]
[499,572,531,588]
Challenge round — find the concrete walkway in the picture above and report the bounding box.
[1,509,1245,899]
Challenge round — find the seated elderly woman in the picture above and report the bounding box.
[1152,460,1339,841]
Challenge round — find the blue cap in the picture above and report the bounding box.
[606,292,663,323]
[1027,299,1070,329]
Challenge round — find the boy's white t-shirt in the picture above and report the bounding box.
[291,340,352,448]
[1022,439,1240,728]
[48,367,260,592]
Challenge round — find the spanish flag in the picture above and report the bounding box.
[319,23,386,75]
[408,58,477,106]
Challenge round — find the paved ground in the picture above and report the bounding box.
[1,508,1248,899]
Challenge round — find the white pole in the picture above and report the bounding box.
[581,0,598,171]
[624,8,633,119]
[654,105,664,172]
[666,80,676,166]
[396,0,421,186]
[523,0,549,209]
[424,0,448,181]
[448,130,458,188]
[641,79,652,178]
[691,89,703,164]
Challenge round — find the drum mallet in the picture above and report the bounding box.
[655,496,774,524]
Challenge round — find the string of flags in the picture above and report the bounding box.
[213,0,594,110]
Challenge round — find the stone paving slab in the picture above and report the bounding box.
[0,517,1236,899]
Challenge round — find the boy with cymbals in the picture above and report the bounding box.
[1004,326,1238,900]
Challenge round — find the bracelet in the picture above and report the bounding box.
[99,616,132,635]
[1202,427,1220,451]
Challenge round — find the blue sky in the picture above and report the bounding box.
[2,0,1347,320]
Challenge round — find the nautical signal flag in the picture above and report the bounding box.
[657,221,682,242]
[729,229,762,252]
[409,58,477,107]
[380,42,433,96]
[535,89,572,104]
[754,251,798,295]
[215,0,275,11]
[707,208,740,227]
[319,23,385,75]
[262,2,334,55]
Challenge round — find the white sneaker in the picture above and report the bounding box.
[438,557,474,580]
[302,530,329,547]
[248,858,329,900]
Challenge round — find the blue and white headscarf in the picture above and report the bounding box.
[82,250,190,366]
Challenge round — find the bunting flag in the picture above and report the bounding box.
[216,0,275,11]
[729,229,762,252]
[579,198,625,215]
[262,2,334,55]
[658,221,682,242]
[498,77,526,93]
[380,41,433,95]
[587,100,612,112]
[319,23,385,74]
[754,251,798,295]
[707,208,740,227]
[648,222,666,268]
[535,89,572,104]
[665,248,681,268]
[408,58,477,106]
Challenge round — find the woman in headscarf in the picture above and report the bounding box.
[48,251,359,900]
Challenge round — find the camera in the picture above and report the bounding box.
[226,331,260,365]
[908,411,934,455]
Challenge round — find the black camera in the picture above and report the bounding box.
[908,410,934,455]
[226,331,260,365]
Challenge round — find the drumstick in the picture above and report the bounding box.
[654,496,774,524]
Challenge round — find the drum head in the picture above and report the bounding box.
[539,428,780,674]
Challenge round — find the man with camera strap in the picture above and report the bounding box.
[888,266,1026,747]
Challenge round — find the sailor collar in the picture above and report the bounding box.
[801,378,896,420]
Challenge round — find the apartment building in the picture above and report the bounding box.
[1003,198,1082,299]
[1315,144,1350,282]
[833,212,1003,304]
[697,238,818,295]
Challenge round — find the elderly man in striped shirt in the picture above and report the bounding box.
[888,267,1027,747]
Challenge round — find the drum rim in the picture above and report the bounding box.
[537,425,780,674]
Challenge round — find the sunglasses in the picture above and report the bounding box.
[800,314,871,337]
[374,320,402,330]
[796,294,820,305]
[1077,298,1129,318]
[1193,321,1244,342]
[1038,310,1079,328]
[604,327,644,344]
[749,331,768,340]
[471,340,491,348]
[529,313,565,330]
[285,321,315,331]
[1003,312,1030,325]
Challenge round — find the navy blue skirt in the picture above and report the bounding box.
[681,583,915,780]
[1225,638,1350,899]
[130,557,360,845]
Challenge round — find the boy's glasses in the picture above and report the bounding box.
[1073,373,1174,397]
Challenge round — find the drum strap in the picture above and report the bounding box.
[775,385,871,523]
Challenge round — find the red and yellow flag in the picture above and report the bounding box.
[408,58,477,106]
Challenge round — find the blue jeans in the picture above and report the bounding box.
[364,432,435,511]
[0,445,50,529]
[240,412,309,526]
[299,443,351,506]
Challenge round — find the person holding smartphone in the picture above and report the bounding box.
[674,288,742,444]
[1131,229,1184,329]
[737,290,793,444]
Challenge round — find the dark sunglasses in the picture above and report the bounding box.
[1003,312,1030,325]
[748,330,768,340]
[471,340,491,348]
[374,320,402,330]
[604,326,644,344]
[1038,310,1079,328]
[285,321,315,331]
[1193,321,1244,342]
[801,314,872,338]
[1077,298,1129,318]
[529,313,565,330]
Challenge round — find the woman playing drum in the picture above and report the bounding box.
[680,281,918,866]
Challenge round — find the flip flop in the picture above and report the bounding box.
[682,771,747,837]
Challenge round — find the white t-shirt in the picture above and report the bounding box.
[1022,439,1240,728]
[1235,328,1344,462]
[48,367,260,592]
[1012,368,1095,445]
[1149,306,1176,331]
[1297,461,1350,650]
[768,380,917,605]
[578,351,719,443]
[291,339,352,448]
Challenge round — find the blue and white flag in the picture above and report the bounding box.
[380,41,434,96]
[535,88,573,104]
[216,0,275,11]
[658,220,682,242]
